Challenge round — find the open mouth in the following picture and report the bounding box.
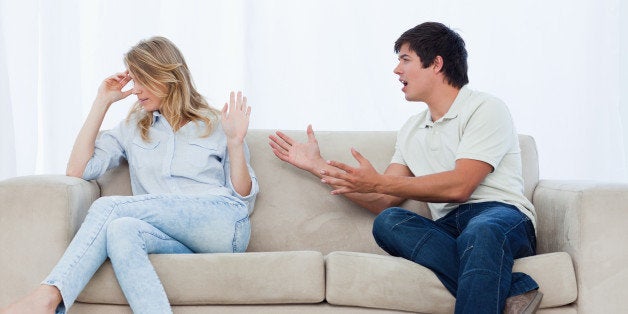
[400,80,408,86]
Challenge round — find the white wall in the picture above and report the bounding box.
[621,0,628,178]
[1,0,626,182]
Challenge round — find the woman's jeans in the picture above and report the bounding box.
[42,194,250,314]
[372,201,538,314]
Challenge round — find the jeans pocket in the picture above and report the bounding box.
[232,216,251,253]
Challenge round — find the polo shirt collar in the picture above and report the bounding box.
[418,85,471,129]
[441,85,471,121]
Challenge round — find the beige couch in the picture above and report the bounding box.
[1,130,627,313]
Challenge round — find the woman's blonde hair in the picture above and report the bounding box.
[124,36,219,141]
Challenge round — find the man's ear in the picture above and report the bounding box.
[432,56,444,73]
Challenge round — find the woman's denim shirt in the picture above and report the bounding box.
[83,111,259,214]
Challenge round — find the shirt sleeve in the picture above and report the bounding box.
[390,140,407,165]
[82,121,128,181]
[455,98,517,170]
[223,140,259,214]
[390,113,421,166]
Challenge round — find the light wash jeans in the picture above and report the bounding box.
[372,201,538,314]
[42,194,250,314]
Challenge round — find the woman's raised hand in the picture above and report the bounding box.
[96,71,133,106]
[221,91,251,144]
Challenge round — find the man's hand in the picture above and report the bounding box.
[269,125,326,173]
[321,148,383,195]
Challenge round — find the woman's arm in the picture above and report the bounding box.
[221,91,252,196]
[66,72,132,178]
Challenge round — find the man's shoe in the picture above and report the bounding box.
[504,289,543,314]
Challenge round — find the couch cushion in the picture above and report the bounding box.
[325,251,576,313]
[77,251,325,305]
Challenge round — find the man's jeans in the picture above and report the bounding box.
[372,201,538,314]
[42,194,250,314]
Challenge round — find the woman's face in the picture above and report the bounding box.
[129,72,164,112]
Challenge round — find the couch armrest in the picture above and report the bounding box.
[0,175,100,307]
[532,179,628,313]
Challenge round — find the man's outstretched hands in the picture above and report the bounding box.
[321,148,383,195]
[270,126,384,195]
[269,125,326,173]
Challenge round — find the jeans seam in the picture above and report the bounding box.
[56,195,165,285]
[56,201,120,287]
[496,246,505,313]
[496,215,528,311]
[460,245,473,258]
[391,215,415,230]
[139,230,175,241]
[138,230,183,252]
[110,194,244,208]
[409,229,435,261]
[232,216,249,253]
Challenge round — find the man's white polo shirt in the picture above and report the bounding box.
[391,86,536,227]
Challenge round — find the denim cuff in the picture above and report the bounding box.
[507,272,539,297]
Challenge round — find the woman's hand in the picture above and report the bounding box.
[221,91,251,144]
[95,71,133,107]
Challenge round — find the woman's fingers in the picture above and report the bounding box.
[230,91,236,111]
[224,91,252,113]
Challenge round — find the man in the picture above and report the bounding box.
[269,22,541,314]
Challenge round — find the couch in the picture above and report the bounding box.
[1,130,627,313]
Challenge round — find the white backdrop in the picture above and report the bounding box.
[1,0,627,182]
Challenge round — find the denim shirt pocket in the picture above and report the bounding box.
[130,138,161,170]
[177,138,225,180]
[188,138,223,162]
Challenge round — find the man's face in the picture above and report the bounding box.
[393,43,434,102]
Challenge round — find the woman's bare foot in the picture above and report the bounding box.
[1,285,62,314]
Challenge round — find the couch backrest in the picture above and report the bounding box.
[96,130,539,255]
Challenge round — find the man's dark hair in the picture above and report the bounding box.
[394,22,469,88]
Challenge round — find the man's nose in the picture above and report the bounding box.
[393,63,401,74]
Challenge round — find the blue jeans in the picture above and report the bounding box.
[372,201,538,314]
[42,194,250,314]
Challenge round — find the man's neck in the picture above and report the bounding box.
[425,84,461,122]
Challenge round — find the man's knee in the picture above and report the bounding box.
[372,207,431,247]
[373,207,407,236]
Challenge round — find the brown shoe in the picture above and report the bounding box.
[504,289,543,314]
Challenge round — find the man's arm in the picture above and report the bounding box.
[269,126,410,214]
[321,148,492,203]
[338,163,412,214]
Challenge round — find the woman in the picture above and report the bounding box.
[1,37,258,314]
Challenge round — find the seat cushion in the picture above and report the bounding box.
[325,251,576,313]
[77,251,325,305]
